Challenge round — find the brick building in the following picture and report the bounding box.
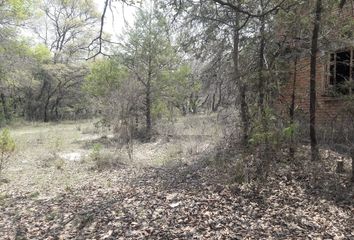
[278,2,354,124]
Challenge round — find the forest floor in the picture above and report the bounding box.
[0,115,353,239]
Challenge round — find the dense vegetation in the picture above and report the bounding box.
[0,0,353,238]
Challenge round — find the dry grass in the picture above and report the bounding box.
[0,114,222,199]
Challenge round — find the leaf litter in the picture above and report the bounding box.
[0,160,353,240]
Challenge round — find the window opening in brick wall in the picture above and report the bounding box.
[328,49,354,95]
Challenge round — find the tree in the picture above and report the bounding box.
[0,1,93,124]
[120,4,179,138]
[31,63,88,122]
[33,0,99,63]
[0,39,36,123]
[0,0,34,123]
[160,63,201,116]
[87,0,141,59]
[0,0,31,28]
[85,57,143,158]
[309,0,322,161]
[84,58,128,99]
[166,0,290,147]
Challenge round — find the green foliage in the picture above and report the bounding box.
[0,128,15,155]
[84,59,129,97]
[0,128,16,177]
[249,108,298,148]
[6,39,32,57]
[1,0,33,23]
[31,44,51,63]
[151,99,168,120]
[161,64,196,102]
[54,158,65,170]
[8,0,29,20]
[121,7,200,121]
[89,144,120,171]
[90,143,102,162]
[282,123,299,139]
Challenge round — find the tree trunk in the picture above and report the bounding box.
[211,82,221,113]
[258,13,267,136]
[145,56,152,139]
[233,9,249,148]
[257,4,271,177]
[212,92,217,112]
[181,104,187,116]
[350,147,354,182]
[239,85,249,146]
[216,82,222,111]
[145,13,153,140]
[289,59,297,159]
[309,0,322,161]
[0,92,10,122]
[54,97,61,121]
[189,93,198,114]
[145,85,152,138]
[43,95,50,122]
[258,15,266,123]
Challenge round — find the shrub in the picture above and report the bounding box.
[54,158,65,170]
[93,152,120,171]
[0,128,16,178]
[90,143,102,161]
[89,144,123,171]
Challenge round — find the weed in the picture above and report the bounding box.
[90,143,102,161]
[52,137,63,152]
[94,152,121,171]
[0,128,16,178]
[46,212,57,221]
[88,144,122,171]
[29,191,40,198]
[231,160,246,183]
[82,126,100,135]
[55,158,65,170]
[65,185,73,192]
[0,193,9,202]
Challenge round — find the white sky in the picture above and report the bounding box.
[94,0,137,39]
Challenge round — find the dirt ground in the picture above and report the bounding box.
[0,116,353,239]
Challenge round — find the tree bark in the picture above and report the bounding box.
[289,59,297,159]
[145,11,153,140]
[258,14,266,121]
[350,147,354,182]
[0,92,10,122]
[256,3,271,177]
[190,93,198,114]
[309,0,322,161]
[211,85,220,113]
[233,8,249,148]
[145,55,152,139]
[43,95,50,122]
[212,92,217,112]
[54,97,61,121]
[145,85,152,138]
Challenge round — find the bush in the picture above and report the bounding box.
[90,143,102,161]
[89,144,123,171]
[0,128,16,178]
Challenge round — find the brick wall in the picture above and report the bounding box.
[277,1,354,124]
[278,53,351,124]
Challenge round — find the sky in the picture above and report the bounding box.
[93,0,137,39]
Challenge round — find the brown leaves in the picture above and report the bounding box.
[0,162,353,239]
